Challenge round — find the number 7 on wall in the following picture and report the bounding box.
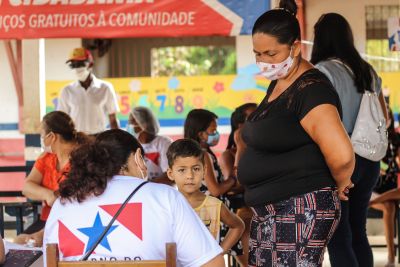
[156,95,166,112]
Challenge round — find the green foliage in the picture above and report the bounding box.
[366,39,400,72]
[151,46,236,76]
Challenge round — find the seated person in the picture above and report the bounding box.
[43,129,225,267]
[219,103,257,265]
[15,111,88,246]
[370,188,399,267]
[167,139,244,254]
[369,107,399,267]
[0,239,5,264]
[127,107,172,185]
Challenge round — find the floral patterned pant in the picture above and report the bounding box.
[249,187,341,267]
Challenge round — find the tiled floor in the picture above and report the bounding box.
[4,215,399,267]
[322,247,396,267]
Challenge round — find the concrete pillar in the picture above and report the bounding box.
[22,39,46,163]
[235,35,255,70]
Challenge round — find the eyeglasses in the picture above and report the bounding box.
[68,61,87,69]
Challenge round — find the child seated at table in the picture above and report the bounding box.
[167,139,244,254]
[0,238,5,263]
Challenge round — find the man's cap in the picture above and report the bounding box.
[66,48,93,63]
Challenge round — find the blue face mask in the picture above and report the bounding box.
[127,124,142,140]
[207,131,220,147]
[127,124,135,136]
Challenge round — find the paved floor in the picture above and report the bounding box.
[3,216,399,267]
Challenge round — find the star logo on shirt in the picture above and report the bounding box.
[145,152,160,166]
[78,212,118,253]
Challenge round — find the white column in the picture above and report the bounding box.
[22,39,46,162]
[235,35,255,71]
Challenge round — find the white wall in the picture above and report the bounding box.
[45,39,81,80]
[305,0,399,54]
[0,39,81,138]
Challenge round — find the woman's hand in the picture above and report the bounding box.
[337,182,354,201]
[233,128,246,152]
[24,230,44,247]
[233,128,247,172]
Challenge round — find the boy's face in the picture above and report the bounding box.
[167,156,204,194]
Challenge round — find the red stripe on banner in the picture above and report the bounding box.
[0,0,235,39]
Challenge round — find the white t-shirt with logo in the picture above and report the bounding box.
[142,135,172,180]
[57,74,120,134]
[43,175,222,267]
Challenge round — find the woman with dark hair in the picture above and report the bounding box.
[237,0,355,266]
[43,129,224,267]
[15,111,88,246]
[184,109,244,264]
[311,13,389,267]
[184,109,236,196]
[225,103,258,151]
[220,103,257,265]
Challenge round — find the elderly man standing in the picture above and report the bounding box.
[57,47,119,134]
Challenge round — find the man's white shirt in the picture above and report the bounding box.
[57,74,120,134]
[43,176,222,267]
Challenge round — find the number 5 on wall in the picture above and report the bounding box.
[120,95,131,115]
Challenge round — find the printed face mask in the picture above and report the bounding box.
[256,47,294,80]
[73,67,91,82]
[207,131,220,147]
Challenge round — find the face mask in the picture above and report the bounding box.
[74,67,91,82]
[126,124,135,136]
[132,130,142,140]
[207,131,220,147]
[256,47,294,80]
[135,153,148,181]
[40,134,53,153]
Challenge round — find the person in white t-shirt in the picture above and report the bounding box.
[127,106,172,185]
[43,129,224,267]
[57,47,120,134]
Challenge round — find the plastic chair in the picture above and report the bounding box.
[46,243,177,267]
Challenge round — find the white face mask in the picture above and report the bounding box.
[256,47,294,80]
[74,67,91,82]
[135,153,148,181]
[40,135,53,154]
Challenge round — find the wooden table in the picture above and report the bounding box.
[0,197,33,237]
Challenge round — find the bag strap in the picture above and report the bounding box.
[80,180,149,260]
[330,58,378,94]
[330,58,355,76]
